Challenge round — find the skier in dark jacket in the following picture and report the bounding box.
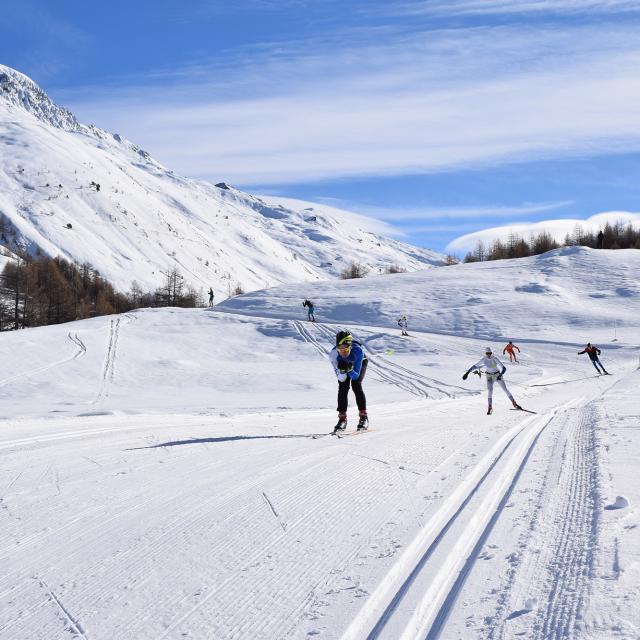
[208,288,214,307]
[578,343,608,374]
[302,299,315,322]
[329,330,368,431]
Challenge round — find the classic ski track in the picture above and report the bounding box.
[295,321,459,400]
[293,319,328,356]
[532,403,599,639]
[340,398,580,640]
[0,331,86,388]
[93,318,120,404]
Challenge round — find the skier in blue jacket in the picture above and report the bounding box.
[329,330,368,431]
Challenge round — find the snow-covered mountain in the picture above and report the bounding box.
[0,64,444,296]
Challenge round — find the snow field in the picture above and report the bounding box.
[1,249,639,639]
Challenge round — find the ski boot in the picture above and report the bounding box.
[357,412,369,431]
[512,400,522,410]
[333,414,347,433]
[487,404,493,415]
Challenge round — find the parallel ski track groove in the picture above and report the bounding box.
[297,321,459,400]
[94,318,120,404]
[533,404,599,639]
[340,399,579,640]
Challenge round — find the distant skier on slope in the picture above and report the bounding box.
[578,343,609,375]
[302,299,315,322]
[397,315,408,336]
[462,346,522,415]
[208,288,214,307]
[503,340,520,363]
[329,330,369,432]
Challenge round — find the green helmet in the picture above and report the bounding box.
[335,330,352,346]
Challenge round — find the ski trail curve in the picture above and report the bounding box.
[0,332,86,388]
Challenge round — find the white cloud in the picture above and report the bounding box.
[65,22,640,185]
[445,211,640,253]
[335,200,572,222]
[398,0,640,16]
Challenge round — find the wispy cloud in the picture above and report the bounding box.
[64,19,640,185]
[334,200,573,222]
[446,211,640,253]
[397,0,640,17]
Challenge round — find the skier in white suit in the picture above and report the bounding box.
[462,346,522,415]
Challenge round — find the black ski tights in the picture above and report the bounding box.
[337,359,368,413]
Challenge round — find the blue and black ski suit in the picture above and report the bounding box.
[329,341,368,413]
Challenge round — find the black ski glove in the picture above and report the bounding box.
[462,371,469,380]
[338,362,353,373]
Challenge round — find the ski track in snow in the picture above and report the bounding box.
[93,318,121,405]
[293,321,464,401]
[340,398,582,640]
[486,402,602,640]
[0,331,85,388]
[37,577,88,640]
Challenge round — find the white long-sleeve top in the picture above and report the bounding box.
[468,355,506,374]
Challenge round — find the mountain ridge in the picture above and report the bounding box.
[0,63,445,297]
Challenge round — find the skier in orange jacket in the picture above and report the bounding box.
[503,341,520,363]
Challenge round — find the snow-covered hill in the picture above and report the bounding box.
[0,64,444,296]
[1,248,639,639]
[218,246,640,343]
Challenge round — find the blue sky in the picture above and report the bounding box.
[3,0,640,254]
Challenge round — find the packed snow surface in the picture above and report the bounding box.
[1,248,639,638]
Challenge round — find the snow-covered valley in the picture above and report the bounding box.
[1,248,638,639]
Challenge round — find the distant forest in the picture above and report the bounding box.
[0,256,202,331]
[459,220,640,263]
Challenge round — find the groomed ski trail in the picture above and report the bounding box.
[487,401,602,640]
[340,398,581,640]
